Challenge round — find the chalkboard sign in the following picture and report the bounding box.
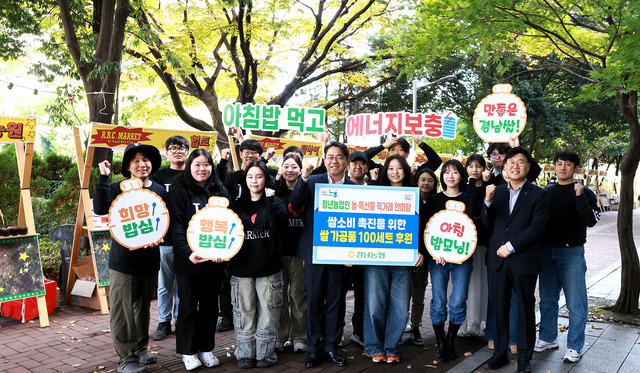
[89,229,112,286]
[0,235,45,302]
[598,194,611,211]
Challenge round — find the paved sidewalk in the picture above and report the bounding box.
[0,210,638,372]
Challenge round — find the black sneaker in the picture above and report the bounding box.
[217,316,233,332]
[410,328,424,346]
[256,359,275,368]
[152,321,171,341]
[237,358,255,369]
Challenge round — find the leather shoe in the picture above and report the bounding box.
[325,351,347,367]
[482,353,509,370]
[305,352,320,368]
[517,358,532,373]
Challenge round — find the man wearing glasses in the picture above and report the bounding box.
[290,141,355,368]
[487,141,541,186]
[151,136,190,341]
[481,147,548,373]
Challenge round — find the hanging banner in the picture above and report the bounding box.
[313,184,419,266]
[90,123,217,150]
[107,178,170,250]
[223,103,325,133]
[345,111,458,139]
[424,200,477,264]
[250,135,323,158]
[186,196,244,260]
[473,84,527,142]
[0,116,37,144]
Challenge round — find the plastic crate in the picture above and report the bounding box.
[1,279,57,322]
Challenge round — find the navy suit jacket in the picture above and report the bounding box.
[481,180,548,276]
[289,173,355,263]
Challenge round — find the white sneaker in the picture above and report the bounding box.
[293,342,308,352]
[404,321,412,333]
[534,339,559,352]
[182,354,203,371]
[563,348,583,362]
[198,351,220,367]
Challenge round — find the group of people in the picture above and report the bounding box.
[93,131,600,373]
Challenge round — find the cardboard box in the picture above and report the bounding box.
[73,256,95,280]
[77,286,109,310]
[71,255,104,309]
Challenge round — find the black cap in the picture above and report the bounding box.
[121,143,162,178]
[349,151,368,164]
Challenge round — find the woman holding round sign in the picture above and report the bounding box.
[363,155,424,364]
[424,159,481,365]
[166,149,230,371]
[229,161,288,369]
[93,143,166,373]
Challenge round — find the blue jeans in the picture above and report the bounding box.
[428,259,473,325]
[231,272,284,363]
[363,266,412,356]
[157,245,178,322]
[538,245,588,350]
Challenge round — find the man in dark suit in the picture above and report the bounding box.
[289,141,355,368]
[481,147,548,373]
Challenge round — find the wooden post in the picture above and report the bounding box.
[66,127,109,314]
[12,141,49,327]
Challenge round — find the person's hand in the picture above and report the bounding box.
[574,182,584,196]
[508,136,520,148]
[497,245,510,258]
[302,164,314,179]
[485,184,496,202]
[411,134,423,146]
[482,169,491,182]
[221,148,230,160]
[98,160,111,176]
[383,137,398,149]
[264,148,276,161]
[415,253,424,267]
[144,239,162,249]
[265,188,275,197]
[369,167,379,181]
[344,263,353,267]
[189,252,208,264]
[230,126,243,140]
[275,169,283,182]
[435,257,446,265]
[318,127,329,147]
[212,257,224,263]
[411,165,419,175]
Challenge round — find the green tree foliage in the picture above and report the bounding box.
[401,0,640,314]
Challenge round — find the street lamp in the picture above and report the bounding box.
[412,75,456,113]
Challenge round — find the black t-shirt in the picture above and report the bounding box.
[543,183,600,247]
[229,196,287,277]
[150,167,184,193]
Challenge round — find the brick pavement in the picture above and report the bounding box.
[0,210,638,373]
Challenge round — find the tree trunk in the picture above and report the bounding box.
[611,91,640,315]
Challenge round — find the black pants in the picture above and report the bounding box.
[176,273,222,355]
[305,263,346,353]
[343,265,364,337]
[218,269,232,318]
[489,265,537,361]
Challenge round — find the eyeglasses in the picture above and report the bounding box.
[325,155,346,162]
[506,160,528,168]
[490,153,505,158]
[167,146,188,154]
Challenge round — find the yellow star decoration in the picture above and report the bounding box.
[0,287,4,292]
[19,252,29,261]
[101,243,110,252]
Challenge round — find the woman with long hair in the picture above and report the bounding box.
[426,159,480,364]
[229,161,288,369]
[363,155,424,364]
[275,153,308,352]
[408,167,439,345]
[167,149,229,370]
